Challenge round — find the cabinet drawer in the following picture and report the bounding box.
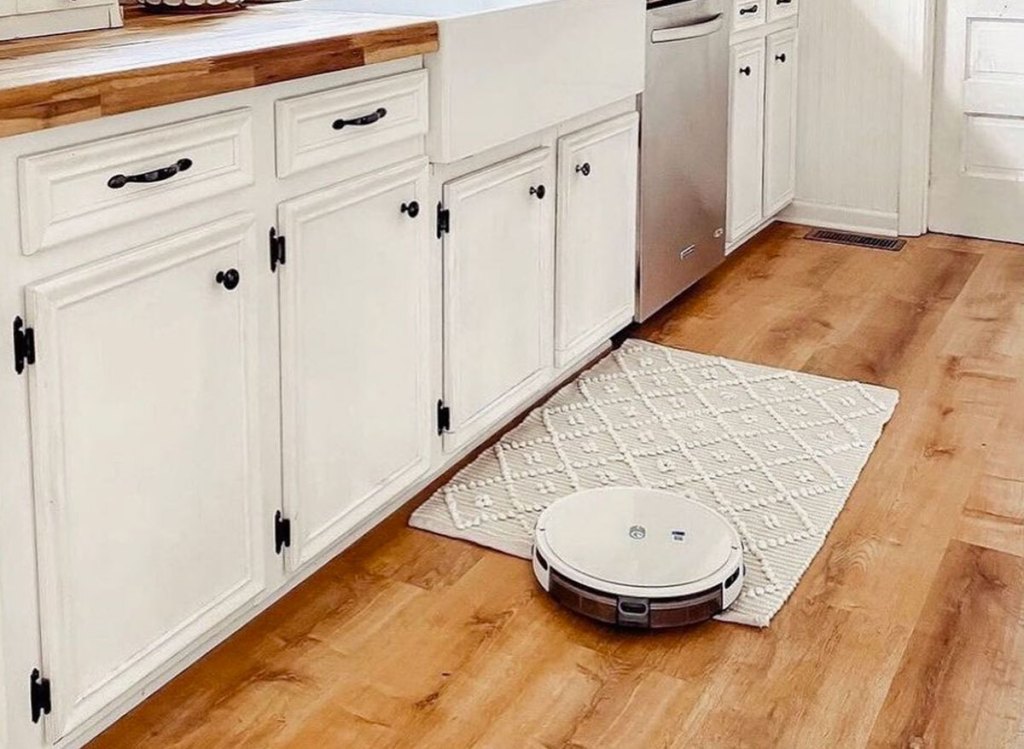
[733,0,765,30]
[766,0,797,23]
[19,109,254,256]
[275,70,428,178]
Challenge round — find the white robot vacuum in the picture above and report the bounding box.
[532,488,744,628]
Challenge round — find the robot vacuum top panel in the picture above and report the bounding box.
[534,487,742,598]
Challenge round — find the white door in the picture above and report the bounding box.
[442,148,555,452]
[727,38,767,246]
[763,29,798,217]
[556,113,639,367]
[25,214,266,741]
[278,159,432,569]
[930,0,1024,243]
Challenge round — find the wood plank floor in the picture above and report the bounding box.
[90,223,1024,749]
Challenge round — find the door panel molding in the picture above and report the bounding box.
[278,158,432,569]
[25,213,265,741]
[442,147,555,453]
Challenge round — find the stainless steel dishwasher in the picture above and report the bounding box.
[638,0,729,322]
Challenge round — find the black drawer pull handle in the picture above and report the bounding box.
[107,158,192,189]
[401,201,420,218]
[332,107,387,130]
[739,4,758,14]
[530,185,546,200]
[777,0,792,4]
[775,53,787,62]
[575,162,591,177]
[740,66,752,76]
[216,268,240,291]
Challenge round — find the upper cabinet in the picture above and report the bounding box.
[440,148,555,452]
[24,215,266,742]
[277,158,432,569]
[555,113,639,368]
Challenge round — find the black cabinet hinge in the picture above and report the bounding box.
[436,204,450,238]
[274,510,291,555]
[30,669,51,724]
[437,399,451,435]
[270,227,286,272]
[13,316,35,375]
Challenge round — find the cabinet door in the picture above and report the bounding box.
[279,159,431,569]
[25,214,265,741]
[763,29,799,217]
[556,113,638,367]
[727,39,767,246]
[442,148,555,452]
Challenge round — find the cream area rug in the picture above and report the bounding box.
[410,340,899,627]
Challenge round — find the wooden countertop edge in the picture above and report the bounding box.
[0,21,439,139]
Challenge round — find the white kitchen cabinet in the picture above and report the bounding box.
[24,214,266,742]
[277,158,432,568]
[763,28,798,216]
[727,22,799,251]
[727,39,766,245]
[555,113,638,367]
[440,147,555,452]
[0,47,644,748]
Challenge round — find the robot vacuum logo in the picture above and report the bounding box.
[628,525,646,540]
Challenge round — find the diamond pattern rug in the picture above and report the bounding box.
[410,340,899,627]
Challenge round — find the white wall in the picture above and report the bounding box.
[782,1,931,236]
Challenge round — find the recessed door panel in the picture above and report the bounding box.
[556,114,638,365]
[278,159,432,568]
[442,148,555,452]
[727,39,766,245]
[26,215,265,741]
[930,0,1024,242]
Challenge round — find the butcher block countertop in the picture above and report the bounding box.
[0,2,439,138]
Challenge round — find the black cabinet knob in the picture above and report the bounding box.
[216,269,240,291]
[401,201,420,218]
[739,3,758,14]
[530,185,546,200]
[775,53,787,63]
[575,163,591,177]
[739,66,752,76]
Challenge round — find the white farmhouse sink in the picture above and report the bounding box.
[329,0,646,162]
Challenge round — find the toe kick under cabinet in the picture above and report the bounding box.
[0,58,640,749]
[727,13,799,252]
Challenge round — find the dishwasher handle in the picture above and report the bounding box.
[650,14,724,43]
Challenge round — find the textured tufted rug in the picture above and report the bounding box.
[410,340,899,627]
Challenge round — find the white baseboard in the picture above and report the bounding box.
[779,200,900,237]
